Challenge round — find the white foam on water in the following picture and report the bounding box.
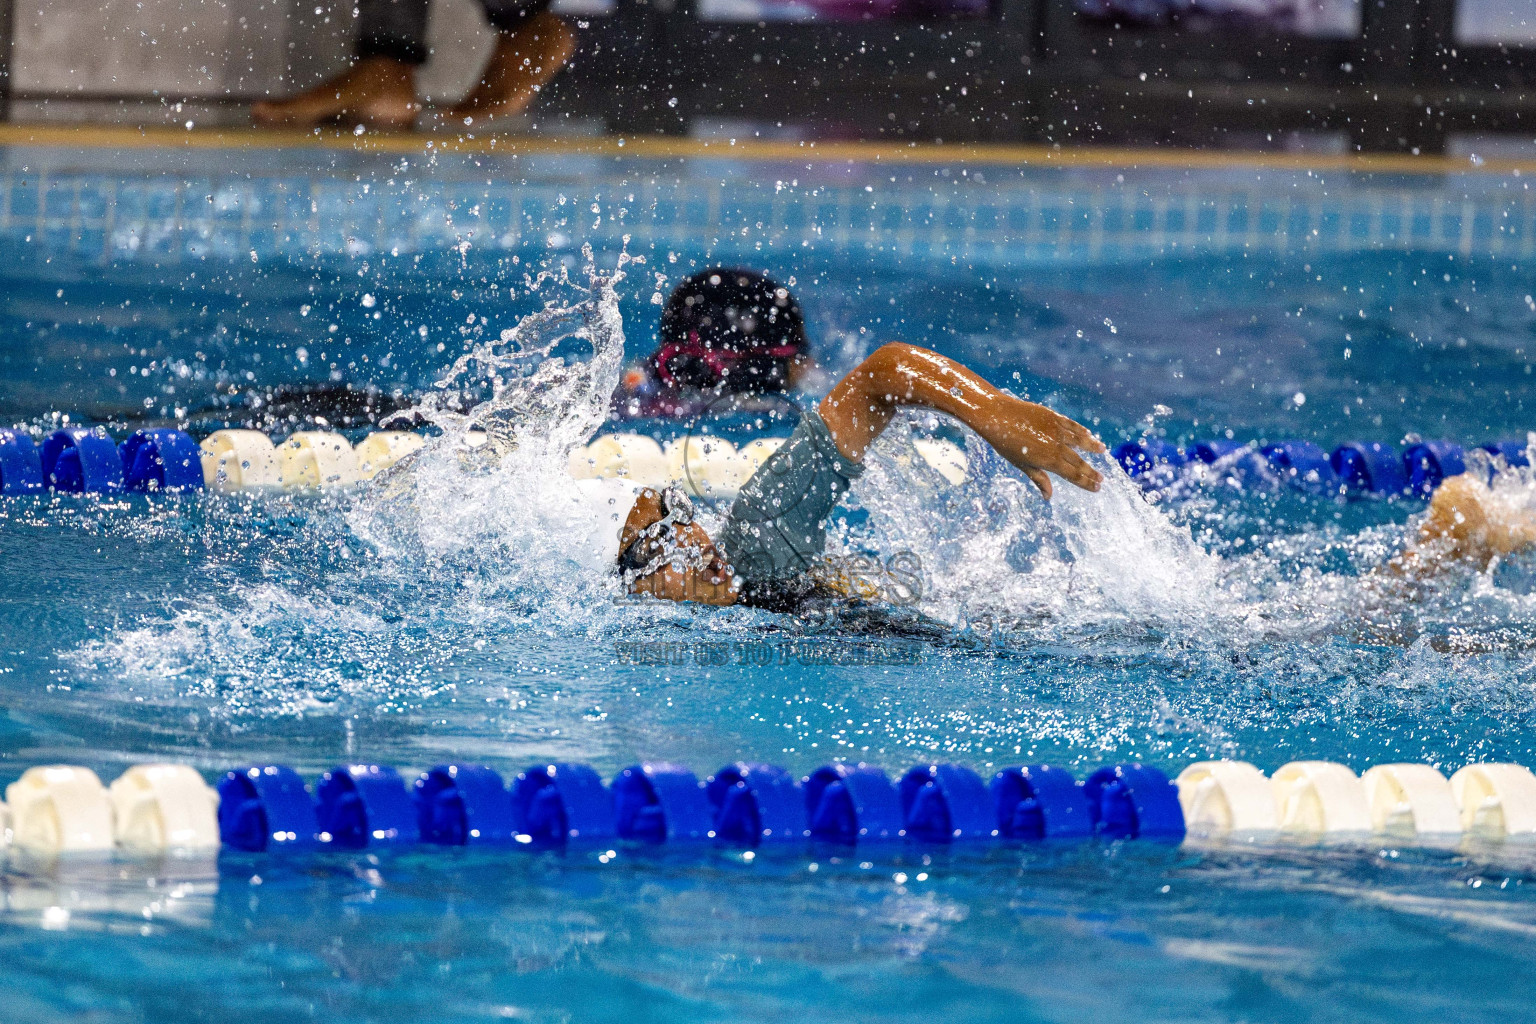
[844,414,1234,631]
[346,251,642,626]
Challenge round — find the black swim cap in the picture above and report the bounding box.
[654,269,807,393]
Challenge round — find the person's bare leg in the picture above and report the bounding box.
[251,56,420,130]
[445,12,576,125]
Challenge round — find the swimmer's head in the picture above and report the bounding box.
[617,487,740,606]
[655,269,809,394]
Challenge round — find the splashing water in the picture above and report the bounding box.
[842,414,1230,631]
[54,253,1536,742]
[346,251,644,622]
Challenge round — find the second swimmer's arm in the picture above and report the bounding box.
[817,342,1105,497]
[1388,474,1536,579]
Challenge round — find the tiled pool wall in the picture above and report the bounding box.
[1,149,1534,267]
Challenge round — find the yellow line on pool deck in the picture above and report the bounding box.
[0,121,1530,176]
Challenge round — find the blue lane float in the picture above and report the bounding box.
[316,764,419,848]
[612,763,713,843]
[1192,440,1273,486]
[1083,764,1185,841]
[1113,439,1188,478]
[1260,440,1338,492]
[200,759,1193,856]
[1115,435,1533,498]
[0,429,44,495]
[41,428,124,494]
[1482,440,1531,468]
[706,763,808,845]
[1329,442,1408,496]
[414,764,516,845]
[898,763,994,842]
[990,765,1093,840]
[217,765,318,852]
[1403,441,1466,498]
[804,763,905,844]
[1191,439,1247,465]
[120,428,204,492]
[511,762,614,845]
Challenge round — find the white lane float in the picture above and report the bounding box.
[1449,763,1536,838]
[199,429,280,492]
[277,431,359,490]
[108,764,221,852]
[570,433,668,485]
[1271,761,1372,834]
[1175,760,1278,835]
[665,435,745,498]
[912,438,968,486]
[1360,764,1461,837]
[354,430,426,480]
[5,766,115,853]
[187,426,970,495]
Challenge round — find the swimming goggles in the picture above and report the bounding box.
[617,485,696,574]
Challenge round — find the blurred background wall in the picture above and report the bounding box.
[10,0,513,105]
[2,0,1533,149]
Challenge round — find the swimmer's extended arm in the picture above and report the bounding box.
[817,343,1104,497]
[1389,474,1536,579]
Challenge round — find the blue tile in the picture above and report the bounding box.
[1440,212,1462,243]
[9,179,38,219]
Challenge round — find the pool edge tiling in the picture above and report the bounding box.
[2,128,1536,269]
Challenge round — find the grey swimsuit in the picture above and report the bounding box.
[716,409,865,609]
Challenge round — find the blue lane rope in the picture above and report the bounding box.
[211,760,1183,853]
[0,429,45,495]
[1116,437,1531,496]
[8,427,205,495]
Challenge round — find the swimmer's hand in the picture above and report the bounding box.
[618,488,740,606]
[1390,474,1536,578]
[818,342,1104,498]
[980,391,1106,499]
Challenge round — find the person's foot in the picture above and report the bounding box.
[443,13,576,127]
[251,57,421,131]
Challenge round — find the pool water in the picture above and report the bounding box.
[4,145,1536,1022]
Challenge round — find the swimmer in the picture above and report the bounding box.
[612,335,1536,612]
[612,269,822,420]
[615,342,1106,609]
